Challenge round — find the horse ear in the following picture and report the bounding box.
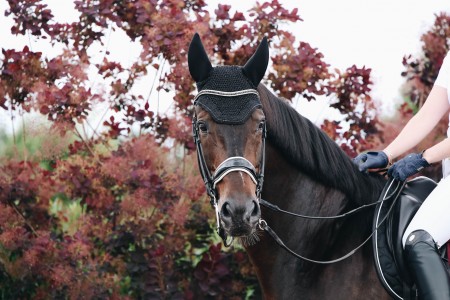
[243,37,269,87]
[188,33,213,82]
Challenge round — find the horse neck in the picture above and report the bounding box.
[261,142,360,246]
[248,86,388,298]
[246,142,387,298]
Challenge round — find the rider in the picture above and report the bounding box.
[354,52,450,300]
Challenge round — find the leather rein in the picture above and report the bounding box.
[259,178,405,264]
[192,88,405,264]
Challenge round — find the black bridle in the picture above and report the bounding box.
[192,89,266,246]
[192,89,405,264]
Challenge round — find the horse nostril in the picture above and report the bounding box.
[221,200,259,223]
[222,202,232,218]
[251,200,260,217]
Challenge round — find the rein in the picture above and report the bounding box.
[259,178,406,264]
[260,185,389,219]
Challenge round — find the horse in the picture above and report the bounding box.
[188,33,391,299]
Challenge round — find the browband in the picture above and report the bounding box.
[194,89,259,103]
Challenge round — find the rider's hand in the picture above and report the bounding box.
[353,151,389,172]
[387,152,430,181]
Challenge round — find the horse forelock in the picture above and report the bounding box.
[257,84,385,205]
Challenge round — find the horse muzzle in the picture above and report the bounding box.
[219,198,261,237]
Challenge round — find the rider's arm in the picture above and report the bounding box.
[422,136,450,164]
[383,85,449,162]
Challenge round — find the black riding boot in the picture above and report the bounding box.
[404,230,450,300]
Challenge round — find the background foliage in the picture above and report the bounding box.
[0,0,448,298]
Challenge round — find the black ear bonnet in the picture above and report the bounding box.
[194,66,261,124]
[188,34,269,125]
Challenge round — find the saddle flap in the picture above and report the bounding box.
[390,176,437,284]
[373,176,437,300]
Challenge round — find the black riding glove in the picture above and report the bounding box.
[387,152,430,181]
[353,151,389,172]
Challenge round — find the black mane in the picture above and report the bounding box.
[258,84,385,205]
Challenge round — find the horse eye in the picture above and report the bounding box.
[258,121,265,131]
[198,122,208,133]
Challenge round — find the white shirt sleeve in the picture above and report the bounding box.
[435,53,450,90]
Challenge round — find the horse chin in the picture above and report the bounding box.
[228,227,262,247]
[235,231,261,247]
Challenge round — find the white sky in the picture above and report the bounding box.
[0,0,449,134]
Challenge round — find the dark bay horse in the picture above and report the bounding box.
[188,34,390,299]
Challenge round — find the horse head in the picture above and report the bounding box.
[188,33,269,242]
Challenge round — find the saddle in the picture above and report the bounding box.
[373,176,449,300]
